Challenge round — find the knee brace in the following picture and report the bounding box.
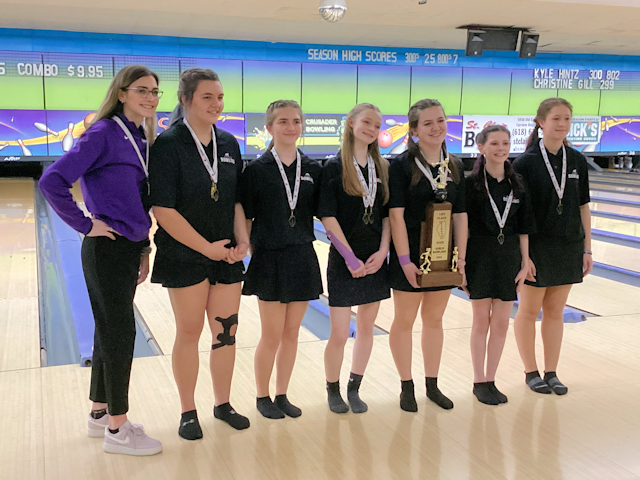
[211,314,238,350]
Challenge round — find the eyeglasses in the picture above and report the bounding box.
[123,87,164,98]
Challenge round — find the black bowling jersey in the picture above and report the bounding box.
[388,150,466,229]
[241,149,322,250]
[149,120,243,264]
[318,154,389,258]
[465,172,536,238]
[513,143,590,240]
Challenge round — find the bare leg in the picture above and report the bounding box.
[350,302,380,375]
[470,299,492,383]
[275,301,308,395]
[485,300,513,382]
[514,285,546,373]
[254,300,286,398]
[324,307,352,383]
[420,289,451,378]
[205,282,242,406]
[389,290,422,380]
[168,281,209,413]
[541,285,572,372]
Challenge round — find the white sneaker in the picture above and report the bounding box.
[103,421,163,456]
[88,412,110,438]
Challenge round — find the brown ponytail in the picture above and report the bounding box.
[526,97,574,149]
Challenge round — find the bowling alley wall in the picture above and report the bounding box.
[3,29,640,159]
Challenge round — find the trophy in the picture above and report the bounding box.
[418,157,463,288]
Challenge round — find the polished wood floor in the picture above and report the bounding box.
[2,178,640,479]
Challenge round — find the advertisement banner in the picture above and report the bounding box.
[462,115,602,155]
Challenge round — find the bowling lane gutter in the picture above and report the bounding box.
[35,181,160,366]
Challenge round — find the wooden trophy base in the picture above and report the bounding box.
[419,271,463,288]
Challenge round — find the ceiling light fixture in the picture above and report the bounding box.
[319,0,347,23]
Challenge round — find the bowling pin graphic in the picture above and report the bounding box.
[385,119,397,127]
[62,122,74,152]
[17,139,33,156]
[389,136,409,154]
[0,143,9,152]
[34,122,59,136]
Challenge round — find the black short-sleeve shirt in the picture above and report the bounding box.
[318,154,389,258]
[513,143,589,240]
[388,150,466,230]
[241,149,322,250]
[149,119,243,264]
[465,171,536,238]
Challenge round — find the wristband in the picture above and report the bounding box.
[584,250,592,255]
[398,254,412,266]
[327,230,361,270]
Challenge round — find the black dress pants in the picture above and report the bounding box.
[81,235,145,415]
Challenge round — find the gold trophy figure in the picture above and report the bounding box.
[420,248,432,274]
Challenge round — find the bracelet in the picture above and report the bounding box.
[584,250,592,255]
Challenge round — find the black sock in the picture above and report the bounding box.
[544,371,568,395]
[326,381,350,414]
[487,381,508,404]
[473,382,499,405]
[90,408,107,420]
[179,409,203,440]
[275,394,302,418]
[214,403,250,430]
[347,373,368,414]
[256,396,285,419]
[400,379,418,412]
[108,428,119,434]
[426,377,454,410]
[525,370,552,394]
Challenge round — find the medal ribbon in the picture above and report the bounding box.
[272,147,302,224]
[353,155,377,224]
[414,150,449,191]
[484,168,513,245]
[539,139,566,214]
[184,118,218,189]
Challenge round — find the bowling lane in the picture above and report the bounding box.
[0,178,40,371]
[591,183,640,195]
[592,240,640,273]
[590,201,640,217]
[590,190,640,204]
[592,216,640,237]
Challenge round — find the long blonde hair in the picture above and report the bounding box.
[265,100,303,151]
[92,65,159,144]
[340,103,389,204]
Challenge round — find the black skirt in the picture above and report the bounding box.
[151,253,245,289]
[243,242,323,303]
[327,246,390,307]
[388,226,457,293]
[466,234,522,301]
[525,235,584,288]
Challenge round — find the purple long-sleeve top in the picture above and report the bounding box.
[39,113,152,242]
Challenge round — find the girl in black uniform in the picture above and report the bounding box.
[241,100,323,419]
[149,68,251,439]
[388,99,468,411]
[318,103,391,414]
[513,98,593,395]
[465,125,535,405]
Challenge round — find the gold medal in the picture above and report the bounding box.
[289,210,296,228]
[557,201,563,215]
[497,229,505,245]
[211,183,219,201]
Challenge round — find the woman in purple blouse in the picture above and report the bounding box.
[39,65,163,456]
